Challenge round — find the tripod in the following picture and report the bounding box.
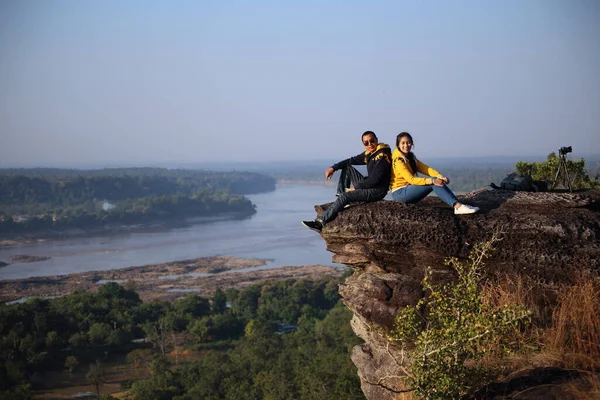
[551,152,573,192]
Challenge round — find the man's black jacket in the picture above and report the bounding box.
[331,143,392,190]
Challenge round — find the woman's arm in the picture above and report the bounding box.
[416,159,441,178]
[393,157,434,186]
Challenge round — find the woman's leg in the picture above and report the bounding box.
[431,184,460,207]
[391,185,433,203]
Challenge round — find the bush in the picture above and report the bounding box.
[388,234,531,399]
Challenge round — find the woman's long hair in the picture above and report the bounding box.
[396,132,417,173]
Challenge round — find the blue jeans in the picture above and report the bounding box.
[320,166,388,224]
[391,182,458,207]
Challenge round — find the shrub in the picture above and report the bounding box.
[387,234,532,399]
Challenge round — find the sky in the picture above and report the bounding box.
[0,0,599,167]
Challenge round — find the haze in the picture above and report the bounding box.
[1,0,599,167]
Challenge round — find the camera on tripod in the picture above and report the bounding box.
[559,146,572,156]
[553,145,574,191]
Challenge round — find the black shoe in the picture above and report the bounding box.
[302,220,323,233]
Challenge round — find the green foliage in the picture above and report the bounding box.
[0,276,359,399]
[388,235,531,399]
[0,169,276,234]
[143,318,173,356]
[86,361,107,399]
[173,303,363,400]
[516,153,599,189]
[127,349,153,370]
[211,288,228,314]
[88,323,112,346]
[64,355,78,372]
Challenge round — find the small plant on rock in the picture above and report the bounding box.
[388,233,531,399]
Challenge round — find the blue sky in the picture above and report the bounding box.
[1,0,599,167]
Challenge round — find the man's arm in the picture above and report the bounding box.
[331,153,366,171]
[354,151,391,189]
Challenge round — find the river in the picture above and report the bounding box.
[0,184,339,281]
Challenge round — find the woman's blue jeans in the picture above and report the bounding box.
[391,182,459,207]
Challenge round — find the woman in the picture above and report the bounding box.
[390,132,479,214]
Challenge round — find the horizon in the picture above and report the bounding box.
[1,1,599,166]
[1,151,599,171]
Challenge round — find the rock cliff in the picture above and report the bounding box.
[313,189,600,399]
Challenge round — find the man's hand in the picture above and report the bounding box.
[347,187,355,191]
[325,167,334,180]
[439,176,450,184]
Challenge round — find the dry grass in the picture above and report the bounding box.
[482,273,556,325]
[480,270,600,373]
[545,271,600,370]
[562,373,600,399]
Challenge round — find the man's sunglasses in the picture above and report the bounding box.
[363,138,377,146]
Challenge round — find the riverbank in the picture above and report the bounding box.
[0,211,252,248]
[0,255,346,303]
[276,179,335,186]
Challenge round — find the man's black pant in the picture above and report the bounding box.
[321,166,388,224]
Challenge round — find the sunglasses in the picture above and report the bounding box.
[363,138,377,146]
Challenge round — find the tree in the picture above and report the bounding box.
[211,288,228,314]
[126,348,153,370]
[88,323,112,347]
[86,361,107,399]
[173,294,210,318]
[65,356,79,373]
[189,317,211,343]
[516,153,599,189]
[143,317,173,356]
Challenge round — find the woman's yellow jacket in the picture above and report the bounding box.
[390,147,442,191]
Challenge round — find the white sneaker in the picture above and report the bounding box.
[454,204,479,215]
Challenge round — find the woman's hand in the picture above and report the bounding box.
[431,177,445,187]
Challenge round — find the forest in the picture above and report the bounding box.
[0,274,364,400]
[0,169,276,234]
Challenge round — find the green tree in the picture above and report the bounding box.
[86,361,107,399]
[516,152,599,189]
[127,348,153,370]
[88,323,112,346]
[189,317,211,342]
[64,356,79,373]
[144,317,173,356]
[211,288,228,314]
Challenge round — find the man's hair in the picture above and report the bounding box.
[362,131,377,140]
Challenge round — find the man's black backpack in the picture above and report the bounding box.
[491,173,548,192]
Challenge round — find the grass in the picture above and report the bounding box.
[478,269,600,398]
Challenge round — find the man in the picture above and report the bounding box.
[302,131,392,233]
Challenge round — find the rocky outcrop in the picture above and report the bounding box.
[313,189,600,400]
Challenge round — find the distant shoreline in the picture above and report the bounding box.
[0,211,252,248]
[277,179,335,186]
[0,255,346,304]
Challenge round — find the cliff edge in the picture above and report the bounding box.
[313,188,600,399]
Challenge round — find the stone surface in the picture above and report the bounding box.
[314,188,600,399]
